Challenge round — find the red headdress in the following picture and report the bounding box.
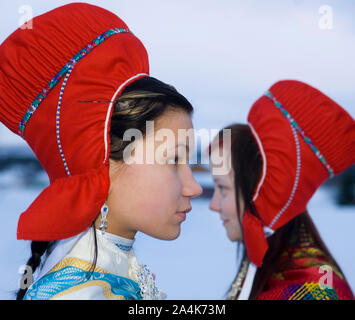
[243,80,355,267]
[0,3,149,240]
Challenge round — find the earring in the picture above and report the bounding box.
[99,203,109,235]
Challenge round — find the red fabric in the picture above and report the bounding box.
[242,209,269,268]
[17,164,110,239]
[257,265,354,300]
[0,3,149,240]
[244,80,355,267]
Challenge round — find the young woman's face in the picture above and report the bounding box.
[102,109,203,240]
[208,139,245,242]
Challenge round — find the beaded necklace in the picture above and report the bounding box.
[227,257,250,300]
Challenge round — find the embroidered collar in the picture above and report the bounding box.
[96,229,166,299]
[100,230,135,252]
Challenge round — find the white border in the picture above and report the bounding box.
[237,262,258,300]
[247,122,267,202]
[103,73,149,163]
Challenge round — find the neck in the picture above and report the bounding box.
[94,217,137,240]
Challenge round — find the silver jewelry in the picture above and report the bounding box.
[128,255,166,300]
[227,257,250,300]
[99,203,109,235]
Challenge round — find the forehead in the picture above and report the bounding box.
[132,109,194,158]
[154,109,193,132]
[153,109,195,147]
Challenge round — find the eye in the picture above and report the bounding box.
[217,184,228,196]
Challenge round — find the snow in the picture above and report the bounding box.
[0,171,354,300]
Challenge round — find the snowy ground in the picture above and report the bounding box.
[0,171,354,300]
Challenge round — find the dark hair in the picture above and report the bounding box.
[109,76,193,161]
[16,76,193,299]
[211,123,349,300]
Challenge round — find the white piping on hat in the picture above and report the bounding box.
[268,124,301,228]
[56,64,76,177]
[247,122,267,202]
[103,73,149,164]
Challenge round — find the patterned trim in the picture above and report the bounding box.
[24,257,142,300]
[264,91,334,177]
[114,243,133,252]
[56,65,74,176]
[18,28,133,138]
[281,282,338,300]
[51,280,126,300]
[48,257,107,274]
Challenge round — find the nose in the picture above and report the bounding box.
[190,174,203,199]
[209,189,220,213]
[182,166,203,199]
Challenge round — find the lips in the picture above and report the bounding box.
[176,207,191,222]
[177,207,192,214]
[176,212,186,221]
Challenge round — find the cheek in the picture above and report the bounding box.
[221,192,237,219]
[147,166,181,203]
[131,167,183,239]
[123,165,182,214]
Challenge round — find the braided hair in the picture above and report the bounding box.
[16,241,54,300]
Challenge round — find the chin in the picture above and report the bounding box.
[227,231,239,242]
[147,227,181,241]
[163,229,181,240]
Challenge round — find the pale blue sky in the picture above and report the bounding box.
[1,0,354,146]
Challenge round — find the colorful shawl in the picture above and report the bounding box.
[257,222,354,300]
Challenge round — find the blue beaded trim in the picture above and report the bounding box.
[18,28,132,138]
[264,91,334,178]
[114,243,133,252]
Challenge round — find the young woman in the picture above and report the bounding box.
[207,80,355,300]
[0,3,201,299]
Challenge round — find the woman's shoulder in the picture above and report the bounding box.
[24,255,142,300]
[23,229,142,300]
[257,246,354,300]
